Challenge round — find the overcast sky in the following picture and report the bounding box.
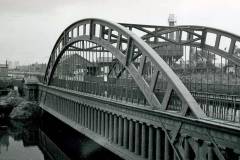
[0,0,240,65]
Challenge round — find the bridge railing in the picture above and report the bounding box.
[192,91,240,122]
[42,18,240,125]
[51,77,148,106]
[39,83,240,160]
[49,77,240,123]
[38,19,240,160]
[181,78,240,95]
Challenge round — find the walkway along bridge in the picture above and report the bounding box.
[35,18,240,160]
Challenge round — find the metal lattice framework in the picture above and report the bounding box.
[121,23,240,65]
[41,18,240,160]
[44,18,206,119]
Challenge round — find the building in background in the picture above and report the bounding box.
[14,61,20,69]
[150,14,183,67]
[16,63,47,73]
[0,61,8,77]
[6,60,20,69]
[7,61,13,69]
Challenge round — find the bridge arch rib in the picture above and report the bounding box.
[41,18,240,160]
[44,18,206,120]
[120,23,240,65]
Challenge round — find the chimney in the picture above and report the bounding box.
[168,14,177,40]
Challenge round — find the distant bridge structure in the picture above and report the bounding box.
[33,18,240,160]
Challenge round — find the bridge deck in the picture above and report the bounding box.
[39,84,240,160]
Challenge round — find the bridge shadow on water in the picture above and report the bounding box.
[0,113,123,160]
[40,112,123,160]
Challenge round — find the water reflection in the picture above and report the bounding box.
[40,113,123,160]
[0,113,123,160]
[0,119,43,160]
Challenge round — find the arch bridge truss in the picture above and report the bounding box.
[41,18,240,160]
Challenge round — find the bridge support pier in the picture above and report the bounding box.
[88,107,90,129]
[156,128,162,160]
[129,120,134,152]
[24,78,38,101]
[72,102,75,121]
[109,114,113,142]
[85,107,87,127]
[164,132,170,160]
[97,110,101,135]
[91,108,94,131]
[123,118,128,149]
[135,122,140,155]
[208,143,213,160]
[141,123,147,158]
[105,113,109,138]
[101,111,105,137]
[174,152,178,160]
[148,125,154,160]
[184,136,190,160]
[71,103,74,121]
[114,115,118,144]
[81,105,84,126]
[88,107,91,129]
[94,109,97,132]
[77,103,80,123]
[84,106,87,127]
[118,117,123,146]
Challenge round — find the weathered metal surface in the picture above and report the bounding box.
[120,23,240,65]
[44,18,205,119]
[40,18,240,160]
[39,84,240,160]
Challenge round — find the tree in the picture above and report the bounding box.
[190,48,215,70]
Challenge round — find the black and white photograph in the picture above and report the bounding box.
[0,0,240,160]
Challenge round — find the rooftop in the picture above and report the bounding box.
[0,64,7,68]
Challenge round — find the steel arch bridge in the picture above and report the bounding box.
[39,18,240,160]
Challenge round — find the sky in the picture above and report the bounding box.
[0,0,240,65]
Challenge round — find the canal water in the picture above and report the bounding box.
[0,112,123,160]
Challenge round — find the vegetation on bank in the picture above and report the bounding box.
[0,89,41,120]
[0,77,13,90]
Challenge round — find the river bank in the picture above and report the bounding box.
[0,112,123,160]
[0,89,123,160]
[0,118,43,160]
[0,89,41,120]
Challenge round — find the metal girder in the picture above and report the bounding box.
[120,23,240,66]
[68,45,108,52]
[108,51,142,79]
[44,18,235,160]
[44,18,206,118]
